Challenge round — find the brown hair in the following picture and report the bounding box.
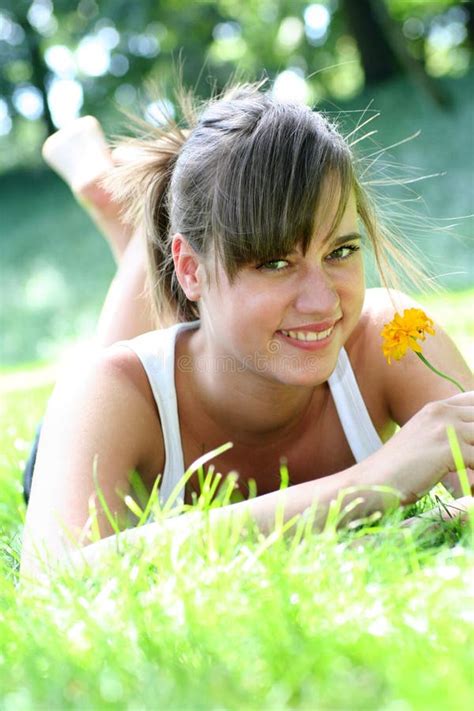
[105,81,426,326]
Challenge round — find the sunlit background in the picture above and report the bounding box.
[1,0,472,163]
[0,0,473,365]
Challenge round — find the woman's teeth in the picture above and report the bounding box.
[280,327,333,342]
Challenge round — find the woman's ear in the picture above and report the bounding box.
[171,234,205,301]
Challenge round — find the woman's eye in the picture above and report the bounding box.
[327,244,360,261]
[258,259,289,271]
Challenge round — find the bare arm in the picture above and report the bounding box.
[62,449,399,569]
[26,382,474,576]
[20,345,160,579]
[70,414,474,571]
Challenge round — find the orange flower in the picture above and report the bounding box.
[381,307,464,392]
[381,308,435,364]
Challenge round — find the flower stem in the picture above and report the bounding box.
[415,353,465,393]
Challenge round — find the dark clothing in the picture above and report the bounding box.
[23,422,42,504]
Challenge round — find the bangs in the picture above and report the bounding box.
[208,105,354,276]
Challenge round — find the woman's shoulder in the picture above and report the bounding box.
[23,343,166,563]
[356,287,415,330]
[345,287,398,364]
[107,321,199,363]
[104,339,165,445]
[349,287,425,355]
[348,288,472,427]
[346,287,438,390]
[105,336,157,394]
[65,341,165,476]
[343,288,429,436]
[60,341,162,423]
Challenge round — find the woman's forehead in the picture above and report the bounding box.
[206,177,357,278]
[312,187,357,243]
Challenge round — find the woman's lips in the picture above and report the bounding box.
[277,322,338,350]
[280,320,338,333]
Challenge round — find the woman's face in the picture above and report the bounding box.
[198,190,365,388]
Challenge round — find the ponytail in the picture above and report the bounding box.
[103,121,196,326]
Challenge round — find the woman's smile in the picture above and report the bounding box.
[277,319,340,350]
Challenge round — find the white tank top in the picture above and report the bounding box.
[116,322,383,508]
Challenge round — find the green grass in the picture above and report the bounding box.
[2,514,474,710]
[1,292,473,710]
[417,288,474,368]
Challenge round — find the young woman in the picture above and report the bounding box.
[20,83,474,576]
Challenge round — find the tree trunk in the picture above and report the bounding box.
[466,0,474,48]
[341,0,401,83]
[341,0,450,108]
[19,19,56,135]
[30,41,56,135]
[368,0,450,108]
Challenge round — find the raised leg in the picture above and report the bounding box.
[95,229,160,347]
[42,116,133,263]
[42,116,168,344]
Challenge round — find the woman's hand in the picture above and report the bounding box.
[378,391,474,504]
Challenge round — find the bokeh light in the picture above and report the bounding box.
[12,86,44,120]
[0,98,12,136]
[76,35,110,76]
[304,3,331,45]
[48,78,84,127]
[44,45,76,78]
[145,98,176,126]
[272,69,309,104]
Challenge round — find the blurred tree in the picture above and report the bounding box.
[0,0,471,169]
[464,0,474,44]
[367,0,451,105]
[342,0,402,82]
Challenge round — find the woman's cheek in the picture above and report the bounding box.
[343,258,364,291]
[338,265,365,318]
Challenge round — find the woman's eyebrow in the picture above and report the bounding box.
[324,232,363,248]
[290,232,362,256]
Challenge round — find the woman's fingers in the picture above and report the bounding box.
[442,390,474,405]
[457,407,474,424]
[402,494,474,528]
[435,494,474,522]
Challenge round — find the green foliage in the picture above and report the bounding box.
[0,0,472,169]
[0,168,114,365]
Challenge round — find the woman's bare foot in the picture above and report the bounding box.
[42,116,133,263]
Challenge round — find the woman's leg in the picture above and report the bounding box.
[42,116,133,264]
[95,228,159,347]
[43,116,161,342]
[76,178,134,264]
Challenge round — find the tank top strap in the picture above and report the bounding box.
[113,321,199,508]
[328,346,383,462]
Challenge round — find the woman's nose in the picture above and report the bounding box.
[293,265,340,315]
